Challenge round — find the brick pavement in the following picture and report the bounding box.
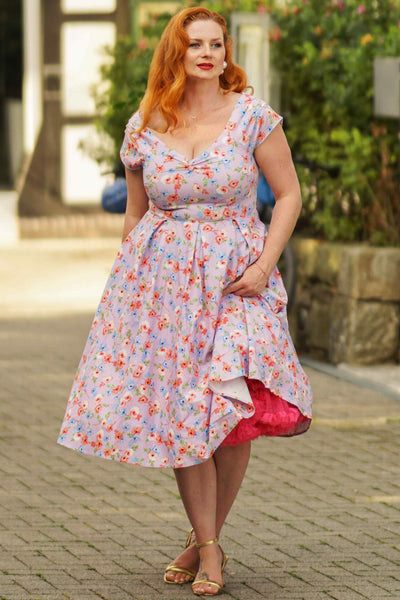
[1,239,400,600]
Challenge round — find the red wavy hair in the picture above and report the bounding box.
[136,7,249,133]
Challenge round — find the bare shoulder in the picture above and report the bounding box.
[224,90,242,99]
[224,90,242,106]
[146,111,167,132]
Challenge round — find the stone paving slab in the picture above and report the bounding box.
[1,239,400,599]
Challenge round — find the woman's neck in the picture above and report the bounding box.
[179,81,225,115]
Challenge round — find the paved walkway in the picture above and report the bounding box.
[1,239,400,600]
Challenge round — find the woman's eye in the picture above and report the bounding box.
[188,42,223,48]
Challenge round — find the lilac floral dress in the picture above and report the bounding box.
[58,93,312,468]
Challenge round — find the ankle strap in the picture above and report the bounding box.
[196,536,218,549]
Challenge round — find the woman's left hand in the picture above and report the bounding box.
[222,262,270,297]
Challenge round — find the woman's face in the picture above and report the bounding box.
[183,19,225,81]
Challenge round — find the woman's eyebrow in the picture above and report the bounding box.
[189,37,223,42]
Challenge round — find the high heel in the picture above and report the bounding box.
[192,536,228,597]
[164,528,196,584]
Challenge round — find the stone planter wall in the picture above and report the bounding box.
[291,238,400,365]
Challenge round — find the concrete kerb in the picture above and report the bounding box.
[302,356,400,403]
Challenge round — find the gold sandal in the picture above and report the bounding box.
[192,536,228,597]
[164,528,196,585]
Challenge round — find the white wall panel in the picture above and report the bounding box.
[61,22,115,116]
[61,0,116,13]
[62,125,108,205]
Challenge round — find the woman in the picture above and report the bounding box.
[58,6,312,596]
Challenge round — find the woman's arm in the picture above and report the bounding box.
[122,167,149,241]
[222,125,301,297]
[253,124,302,276]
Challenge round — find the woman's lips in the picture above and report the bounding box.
[197,64,213,70]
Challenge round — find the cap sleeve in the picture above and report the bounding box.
[253,99,283,149]
[120,111,145,171]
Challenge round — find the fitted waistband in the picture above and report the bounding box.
[149,200,256,223]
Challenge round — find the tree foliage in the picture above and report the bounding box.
[271,0,400,245]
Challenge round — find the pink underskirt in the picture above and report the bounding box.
[221,377,310,446]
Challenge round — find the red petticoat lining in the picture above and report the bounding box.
[221,377,310,446]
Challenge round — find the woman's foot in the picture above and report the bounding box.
[164,530,199,584]
[192,538,226,596]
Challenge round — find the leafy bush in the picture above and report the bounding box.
[270,0,400,245]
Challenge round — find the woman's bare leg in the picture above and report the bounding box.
[174,457,221,594]
[214,441,251,535]
[165,441,251,591]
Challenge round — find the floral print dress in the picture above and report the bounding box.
[58,93,312,468]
